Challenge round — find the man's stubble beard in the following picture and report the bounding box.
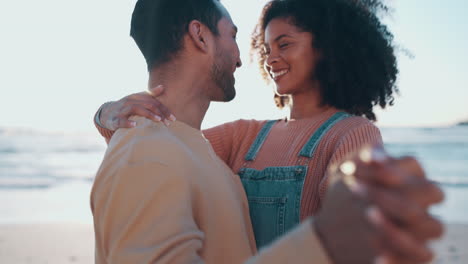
[210,47,236,102]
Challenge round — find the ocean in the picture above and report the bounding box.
[0,126,467,224]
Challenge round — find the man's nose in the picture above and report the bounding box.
[236,57,242,68]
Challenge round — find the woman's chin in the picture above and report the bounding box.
[275,86,291,96]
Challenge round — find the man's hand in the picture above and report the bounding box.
[99,85,175,130]
[314,147,444,264]
[314,180,379,264]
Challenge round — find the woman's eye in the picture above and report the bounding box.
[279,43,289,49]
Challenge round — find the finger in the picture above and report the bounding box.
[400,180,445,208]
[408,216,445,241]
[394,156,426,179]
[358,144,389,164]
[366,185,427,227]
[149,84,165,97]
[104,116,134,131]
[367,207,434,263]
[151,100,175,121]
[125,102,163,121]
[375,254,416,264]
[116,118,137,129]
[131,94,175,122]
[121,104,160,122]
[139,101,173,121]
[127,91,154,101]
[128,106,163,123]
[354,158,408,187]
[355,146,427,187]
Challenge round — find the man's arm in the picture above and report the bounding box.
[91,145,443,264]
[92,162,205,263]
[92,158,331,264]
[246,219,332,264]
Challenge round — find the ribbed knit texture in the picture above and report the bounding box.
[96,109,382,220]
[94,109,114,144]
[203,109,382,220]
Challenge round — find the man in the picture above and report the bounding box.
[91,0,443,263]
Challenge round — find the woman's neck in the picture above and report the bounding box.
[288,88,334,120]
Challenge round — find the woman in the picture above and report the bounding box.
[95,0,398,248]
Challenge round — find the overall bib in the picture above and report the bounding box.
[238,112,351,248]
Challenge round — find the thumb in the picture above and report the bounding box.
[149,84,165,97]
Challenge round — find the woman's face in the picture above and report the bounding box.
[263,17,320,96]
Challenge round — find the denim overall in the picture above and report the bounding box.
[238,112,351,249]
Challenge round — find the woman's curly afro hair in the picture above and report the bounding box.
[251,0,398,121]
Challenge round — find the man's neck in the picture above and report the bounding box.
[148,64,211,130]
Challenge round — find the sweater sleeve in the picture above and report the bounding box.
[93,106,115,144]
[91,162,206,264]
[203,119,261,166]
[318,120,383,200]
[202,123,235,165]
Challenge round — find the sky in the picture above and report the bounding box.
[0,0,467,132]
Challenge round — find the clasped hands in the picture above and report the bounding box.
[315,146,444,264]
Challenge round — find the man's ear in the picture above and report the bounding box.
[188,20,210,52]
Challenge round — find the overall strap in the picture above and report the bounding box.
[244,120,277,161]
[299,112,352,158]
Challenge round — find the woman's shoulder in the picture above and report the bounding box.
[323,114,381,144]
[228,118,269,127]
[333,114,379,131]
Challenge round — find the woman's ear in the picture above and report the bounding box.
[188,20,210,52]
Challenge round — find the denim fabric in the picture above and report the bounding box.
[239,166,307,248]
[239,112,351,249]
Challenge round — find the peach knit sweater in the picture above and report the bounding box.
[96,109,382,219]
[203,109,382,219]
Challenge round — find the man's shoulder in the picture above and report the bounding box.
[93,119,196,194]
[105,118,193,168]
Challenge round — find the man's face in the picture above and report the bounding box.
[210,13,242,102]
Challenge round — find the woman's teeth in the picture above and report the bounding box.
[271,69,288,78]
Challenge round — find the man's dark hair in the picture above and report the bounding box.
[131,0,223,70]
[251,0,399,121]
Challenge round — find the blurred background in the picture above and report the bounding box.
[0,0,467,262]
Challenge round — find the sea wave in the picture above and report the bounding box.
[0,175,94,189]
[0,147,17,153]
[432,177,468,187]
[0,146,104,154]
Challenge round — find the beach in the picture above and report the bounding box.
[0,223,94,264]
[0,126,467,263]
[0,223,466,263]
[431,224,468,263]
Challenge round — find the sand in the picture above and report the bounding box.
[431,223,468,264]
[0,223,466,263]
[0,223,94,264]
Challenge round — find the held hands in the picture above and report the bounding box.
[99,85,175,131]
[314,146,444,264]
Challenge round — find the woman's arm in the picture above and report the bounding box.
[203,119,263,166]
[318,119,383,200]
[93,86,174,144]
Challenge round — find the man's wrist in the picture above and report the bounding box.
[312,216,336,263]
